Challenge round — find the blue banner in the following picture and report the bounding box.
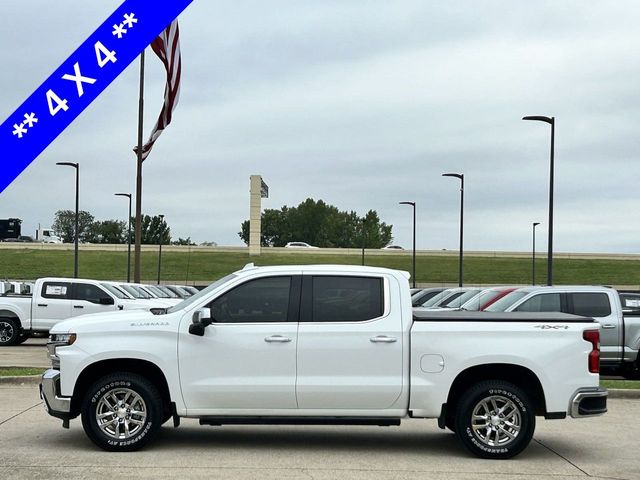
[0,0,193,194]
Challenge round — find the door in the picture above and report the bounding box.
[296,275,403,410]
[179,275,300,413]
[31,281,72,331]
[71,283,116,316]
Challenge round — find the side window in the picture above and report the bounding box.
[41,282,71,300]
[74,283,108,303]
[311,276,383,322]
[515,293,561,312]
[569,293,611,317]
[208,276,292,323]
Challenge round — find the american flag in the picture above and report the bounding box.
[136,20,182,161]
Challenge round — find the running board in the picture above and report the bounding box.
[198,416,401,427]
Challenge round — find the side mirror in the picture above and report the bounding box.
[189,323,205,336]
[189,308,213,336]
[99,297,115,305]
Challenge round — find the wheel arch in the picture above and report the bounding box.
[70,358,172,419]
[446,363,547,417]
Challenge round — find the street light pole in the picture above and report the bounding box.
[361,217,366,266]
[157,214,165,285]
[532,222,540,285]
[56,162,79,278]
[399,201,416,288]
[115,193,132,282]
[523,115,555,286]
[442,173,464,287]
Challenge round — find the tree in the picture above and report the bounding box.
[139,214,171,245]
[172,237,196,246]
[52,210,95,243]
[85,220,126,244]
[239,198,393,248]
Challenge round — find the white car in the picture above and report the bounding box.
[382,245,404,250]
[284,242,319,249]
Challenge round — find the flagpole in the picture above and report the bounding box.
[134,50,145,283]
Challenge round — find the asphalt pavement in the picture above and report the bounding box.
[0,384,638,480]
[0,337,49,368]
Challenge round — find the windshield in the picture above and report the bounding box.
[119,284,144,299]
[484,290,530,312]
[442,289,482,308]
[157,285,180,298]
[101,283,128,299]
[184,286,199,295]
[145,285,170,298]
[167,274,237,313]
[419,289,453,308]
[461,289,503,311]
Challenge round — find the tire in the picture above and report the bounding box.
[81,373,163,452]
[454,380,535,459]
[0,318,20,346]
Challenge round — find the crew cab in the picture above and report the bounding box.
[40,265,606,459]
[485,285,640,377]
[0,277,166,345]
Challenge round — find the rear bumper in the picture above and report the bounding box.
[570,387,608,418]
[39,369,71,421]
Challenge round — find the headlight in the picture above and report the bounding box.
[47,333,77,369]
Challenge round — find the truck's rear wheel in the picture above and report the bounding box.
[0,318,20,346]
[81,373,163,451]
[454,380,535,459]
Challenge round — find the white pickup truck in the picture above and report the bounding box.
[0,277,166,345]
[40,264,607,459]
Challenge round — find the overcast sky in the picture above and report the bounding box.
[1,1,639,252]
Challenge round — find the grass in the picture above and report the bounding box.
[0,367,44,377]
[2,249,640,286]
[601,379,640,390]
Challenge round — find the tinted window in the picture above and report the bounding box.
[570,293,611,317]
[311,276,383,322]
[419,290,452,308]
[515,293,561,312]
[74,283,108,303]
[41,282,71,299]
[209,276,291,323]
[485,290,530,312]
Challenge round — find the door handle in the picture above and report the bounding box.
[73,305,84,309]
[264,335,292,343]
[601,324,616,329]
[370,335,397,343]
[37,303,48,307]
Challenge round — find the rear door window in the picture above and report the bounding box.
[41,282,71,299]
[308,276,383,322]
[568,293,611,317]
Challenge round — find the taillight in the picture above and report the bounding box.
[583,329,600,374]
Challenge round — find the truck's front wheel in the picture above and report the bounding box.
[454,380,535,459]
[81,373,163,451]
[0,319,20,346]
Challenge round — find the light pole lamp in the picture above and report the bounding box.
[442,173,464,287]
[523,115,555,286]
[157,214,165,285]
[56,162,79,278]
[532,222,540,285]
[115,193,132,282]
[399,201,416,288]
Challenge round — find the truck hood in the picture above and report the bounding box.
[50,309,159,335]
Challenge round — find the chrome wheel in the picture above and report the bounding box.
[0,321,14,344]
[471,394,522,448]
[95,388,147,440]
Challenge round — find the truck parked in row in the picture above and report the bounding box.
[41,264,606,459]
[485,285,640,377]
[0,278,168,345]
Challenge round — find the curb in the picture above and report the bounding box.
[0,375,40,385]
[1,375,640,398]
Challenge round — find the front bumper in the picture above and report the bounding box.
[570,387,608,418]
[39,369,71,422]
